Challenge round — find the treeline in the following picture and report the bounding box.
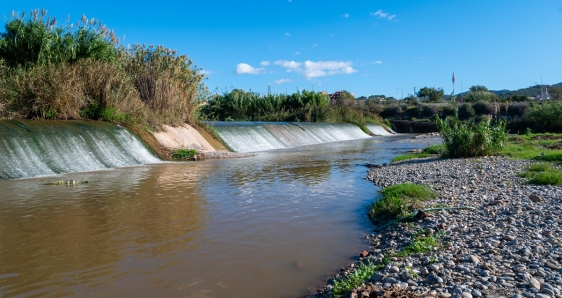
[378,100,562,133]
[199,89,381,130]
[0,9,205,127]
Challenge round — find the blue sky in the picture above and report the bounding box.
[1,1,562,97]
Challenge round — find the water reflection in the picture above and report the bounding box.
[0,136,442,297]
[0,165,208,297]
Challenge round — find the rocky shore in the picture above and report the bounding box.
[316,156,562,298]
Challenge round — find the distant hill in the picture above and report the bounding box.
[490,82,562,98]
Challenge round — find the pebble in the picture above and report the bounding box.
[315,157,562,298]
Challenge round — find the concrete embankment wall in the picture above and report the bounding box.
[153,124,216,152]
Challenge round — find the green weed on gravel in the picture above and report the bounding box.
[391,144,445,162]
[331,262,382,296]
[369,183,436,224]
[518,162,562,185]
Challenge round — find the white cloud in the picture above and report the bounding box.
[341,13,349,18]
[372,60,382,65]
[274,60,357,80]
[260,61,270,66]
[274,60,302,71]
[200,69,213,75]
[234,63,264,75]
[303,60,357,79]
[371,10,397,20]
[284,32,291,37]
[273,79,292,85]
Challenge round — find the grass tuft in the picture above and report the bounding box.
[331,261,381,296]
[391,144,445,162]
[171,148,198,160]
[369,183,436,224]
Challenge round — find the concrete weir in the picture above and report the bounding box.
[153,124,215,152]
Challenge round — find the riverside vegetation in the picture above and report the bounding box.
[198,89,385,134]
[0,9,206,128]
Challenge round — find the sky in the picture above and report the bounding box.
[1,1,562,98]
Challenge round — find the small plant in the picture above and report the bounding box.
[518,162,562,185]
[369,183,436,224]
[171,148,198,160]
[331,261,379,296]
[394,233,442,257]
[528,171,562,185]
[391,144,445,162]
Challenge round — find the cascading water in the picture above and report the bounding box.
[0,120,160,180]
[207,121,372,152]
[365,123,395,136]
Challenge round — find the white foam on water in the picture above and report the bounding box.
[209,121,372,152]
[0,120,160,180]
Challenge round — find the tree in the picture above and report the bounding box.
[550,86,562,101]
[469,85,489,93]
[333,90,355,107]
[416,87,444,103]
[464,85,498,102]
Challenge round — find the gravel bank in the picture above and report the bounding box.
[200,150,255,159]
[317,156,562,298]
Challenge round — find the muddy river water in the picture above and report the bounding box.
[0,136,438,297]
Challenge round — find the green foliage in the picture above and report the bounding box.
[528,171,562,185]
[122,44,204,126]
[416,87,444,103]
[394,233,442,257]
[331,262,380,296]
[521,101,562,132]
[199,89,329,121]
[390,145,444,162]
[438,109,508,158]
[0,9,117,67]
[369,183,435,223]
[518,162,562,185]
[391,153,434,162]
[0,10,205,127]
[171,148,198,160]
[423,144,445,154]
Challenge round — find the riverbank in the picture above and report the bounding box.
[313,156,562,298]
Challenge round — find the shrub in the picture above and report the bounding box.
[472,101,496,116]
[419,104,440,118]
[522,101,562,133]
[507,102,529,117]
[438,109,508,158]
[381,104,402,118]
[0,9,118,67]
[458,103,475,120]
[0,11,206,127]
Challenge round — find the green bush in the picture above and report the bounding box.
[438,109,508,158]
[522,101,562,132]
[369,183,435,223]
[171,148,198,160]
[0,10,205,127]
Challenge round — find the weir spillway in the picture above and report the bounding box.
[207,121,380,153]
[0,120,160,180]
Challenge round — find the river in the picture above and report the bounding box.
[0,135,439,297]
